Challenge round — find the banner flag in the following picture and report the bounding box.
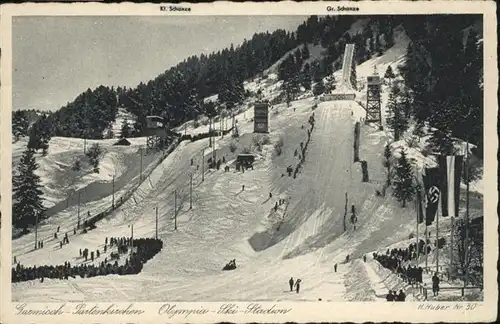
[422,168,441,226]
[438,155,464,217]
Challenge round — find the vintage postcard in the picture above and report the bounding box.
[0,1,498,323]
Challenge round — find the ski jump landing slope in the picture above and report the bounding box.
[12,42,417,302]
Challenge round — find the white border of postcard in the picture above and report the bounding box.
[1,1,498,323]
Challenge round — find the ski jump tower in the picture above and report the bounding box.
[325,43,357,101]
[365,72,382,124]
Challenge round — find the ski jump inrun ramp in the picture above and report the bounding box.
[323,43,357,101]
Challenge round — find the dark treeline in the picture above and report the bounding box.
[26,15,400,147]
[278,15,397,101]
[397,15,483,155]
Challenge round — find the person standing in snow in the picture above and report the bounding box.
[289,277,294,292]
[432,273,440,296]
[386,290,395,301]
[397,289,406,301]
[242,185,245,191]
[363,255,367,263]
[334,263,337,272]
[295,278,302,293]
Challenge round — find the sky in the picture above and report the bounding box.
[13,16,307,112]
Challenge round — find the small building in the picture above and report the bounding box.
[236,154,255,168]
[113,138,131,146]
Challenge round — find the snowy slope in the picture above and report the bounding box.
[105,108,136,139]
[12,136,161,210]
[11,22,483,303]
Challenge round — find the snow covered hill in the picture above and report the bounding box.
[11,23,484,303]
[12,136,162,214]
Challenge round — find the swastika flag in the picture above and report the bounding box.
[422,168,441,226]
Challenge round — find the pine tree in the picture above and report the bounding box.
[86,143,102,173]
[301,43,310,60]
[426,128,455,155]
[301,63,312,90]
[120,119,132,138]
[383,143,392,186]
[284,74,300,102]
[184,87,200,120]
[313,74,325,96]
[386,85,408,141]
[12,111,29,141]
[12,148,46,229]
[392,149,415,207]
[384,65,396,80]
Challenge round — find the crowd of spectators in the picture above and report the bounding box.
[12,238,163,283]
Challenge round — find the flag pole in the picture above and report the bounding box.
[425,223,428,271]
[416,185,420,261]
[436,194,440,274]
[464,137,470,287]
[450,215,454,279]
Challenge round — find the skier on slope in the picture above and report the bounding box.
[289,277,294,292]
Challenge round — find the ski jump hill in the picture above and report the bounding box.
[12,42,426,302]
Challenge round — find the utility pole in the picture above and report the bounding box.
[425,223,428,271]
[436,196,440,273]
[209,118,212,148]
[155,206,158,239]
[343,192,348,232]
[416,186,420,259]
[464,137,470,287]
[77,191,81,229]
[112,174,115,209]
[139,147,143,183]
[174,190,177,230]
[190,173,193,209]
[34,212,38,250]
[130,223,134,257]
[202,148,205,182]
[83,133,87,155]
[450,216,454,278]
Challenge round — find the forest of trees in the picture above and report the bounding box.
[278,15,397,100]
[383,15,483,208]
[397,15,483,156]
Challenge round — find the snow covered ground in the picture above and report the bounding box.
[13,98,465,302]
[11,24,484,302]
[12,135,161,211]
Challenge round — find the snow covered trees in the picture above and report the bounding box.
[12,148,46,229]
[27,113,53,156]
[386,85,408,141]
[399,17,483,154]
[86,143,103,173]
[120,120,132,138]
[451,217,483,286]
[384,65,395,82]
[12,111,29,141]
[392,150,416,207]
[383,143,392,186]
